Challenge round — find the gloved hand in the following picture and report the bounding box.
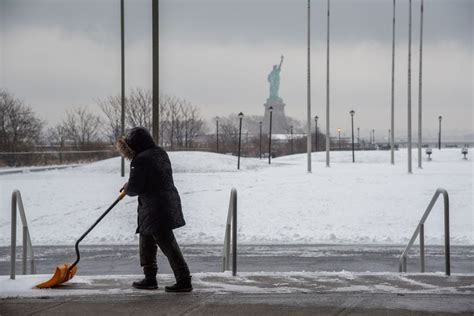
[120,182,129,193]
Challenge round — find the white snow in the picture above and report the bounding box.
[0,149,472,246]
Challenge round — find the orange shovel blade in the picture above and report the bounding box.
[35,263,78,289]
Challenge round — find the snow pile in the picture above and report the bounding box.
[0,149,472,246]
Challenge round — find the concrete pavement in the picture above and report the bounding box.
[1,272,473,315]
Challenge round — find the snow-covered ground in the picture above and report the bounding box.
[1,272,473,298]
[0,149,472,246]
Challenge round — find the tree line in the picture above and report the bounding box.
[0,88,207,152]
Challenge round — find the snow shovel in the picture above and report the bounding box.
[36,190,126,288]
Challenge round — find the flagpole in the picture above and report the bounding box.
[325,0,331,168]
[417,0,424,169]
[307,0,312,173]
[390,0,396,165]
[407,0,413,174]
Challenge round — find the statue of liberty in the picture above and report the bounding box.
[267,55,284,100]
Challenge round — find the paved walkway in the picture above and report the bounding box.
[1,272,473,315]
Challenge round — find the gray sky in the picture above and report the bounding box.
[1,0,472,140]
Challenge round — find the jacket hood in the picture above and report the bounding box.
[125,127,157,155]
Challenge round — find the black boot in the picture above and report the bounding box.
[132,276,158,290]
[165,277,193,293]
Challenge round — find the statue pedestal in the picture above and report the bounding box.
[263,97,289,134]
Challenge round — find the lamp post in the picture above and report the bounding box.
[337,128,341,149]
[259,121,263,159]
[237,112,243,169]
[314,115,319,151]
[350,110,355,162]
[372,129,375,145]
[268,106,273,164]
[216,117,219,153]
[438,116,442,150]
[290,125,294,154]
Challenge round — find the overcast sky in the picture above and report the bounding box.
[1,0,472,140]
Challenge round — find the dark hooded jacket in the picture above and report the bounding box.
[123,127,185,234]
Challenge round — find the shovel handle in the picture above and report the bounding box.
[68,192,126,272]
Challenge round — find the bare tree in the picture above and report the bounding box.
[127,88,152,131]
[47,123,68,148]
[0,90,43,152]
[217,115,239,154]
[63,107,101,149]
[185,105,206,148]
[97,95,122,143]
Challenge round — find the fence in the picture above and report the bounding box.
[0,150,118,167]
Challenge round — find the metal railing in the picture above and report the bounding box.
[222,188,237,276]
[399,188,450,275]
[10,190,36,279]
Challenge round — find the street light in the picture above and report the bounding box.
[314,115,319,151]
[216,117,219,153]
[290,125,294,154]
[268,106,273,164]
[350,110,355,163]
[259,121,263,159]
[237,112,244,169]
[438,115,442,150]
[337,128,341,149]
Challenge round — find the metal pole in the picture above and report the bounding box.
[357,127,360,147]
[216,119,219,153]
[152,0,160,145]
[22,226,27,275]
[268,110,273,164]
[418,0,424,169]
[391,0,396,165]
[420,224,425,272]
[259,122,262,159]
[438,116,442,150]
[326,0,331,167]
[120,0,125,177]
[443,191,450,275]
[232,190,237,276]
[408,0,413,174]
[315,117,318,152]
[338,129,341,149]
[351,115,355,163]
[290,126,294,154]
[10,193,17,279]
[307,0,312,172]
[237,116,242,170]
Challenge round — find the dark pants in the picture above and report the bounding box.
[139,230,190,282]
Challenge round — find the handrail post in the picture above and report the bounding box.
[399,188,450,276]
[22,226,27,275]
[222,188,237,275]
[10,190,36,279]
[10,192,17,279]
[232,189,237,276]
[420,224,425,273]
[443,191,450,276]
